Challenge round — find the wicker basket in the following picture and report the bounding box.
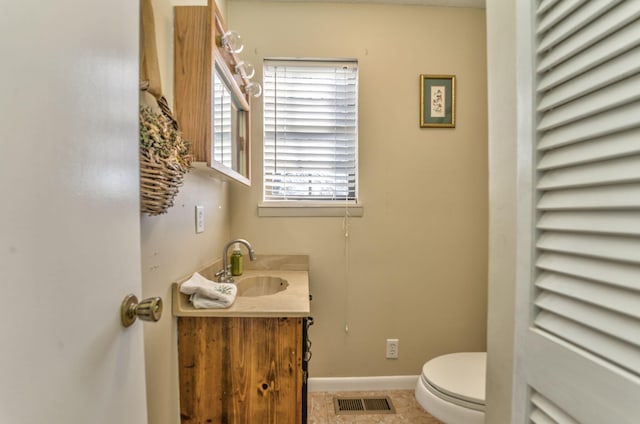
[139,96,191,215]
[139,149,188,215]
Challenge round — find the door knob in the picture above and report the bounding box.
[121,294,163,327]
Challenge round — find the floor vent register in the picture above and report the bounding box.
[333,396,396,415]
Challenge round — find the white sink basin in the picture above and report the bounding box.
[236,276,289,297]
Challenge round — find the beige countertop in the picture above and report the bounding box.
[172,255,310,318]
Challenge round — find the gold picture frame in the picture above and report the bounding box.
[420,74,456,128]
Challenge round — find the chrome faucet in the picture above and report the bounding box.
[216,238,257,283]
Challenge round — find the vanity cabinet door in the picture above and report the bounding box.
[178,317,303,424]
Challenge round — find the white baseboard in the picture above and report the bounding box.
[307,375,419,392]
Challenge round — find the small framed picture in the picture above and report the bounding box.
[420,74,456,128]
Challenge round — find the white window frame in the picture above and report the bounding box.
[259,58,362,217]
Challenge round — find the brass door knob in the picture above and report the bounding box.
[121,294,163,327]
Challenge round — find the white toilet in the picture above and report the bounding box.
[415,352,486,424]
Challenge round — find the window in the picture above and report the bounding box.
[262,59,358,205]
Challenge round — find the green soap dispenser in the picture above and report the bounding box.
[230,243,243,276]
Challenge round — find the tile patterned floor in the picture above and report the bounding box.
[308,390,444,423]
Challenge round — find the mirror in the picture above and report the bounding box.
[211,50,251,186]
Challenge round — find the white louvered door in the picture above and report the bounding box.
[513,1,640,422]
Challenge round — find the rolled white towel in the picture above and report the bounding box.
[180,272,237,309]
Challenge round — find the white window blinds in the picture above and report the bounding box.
[263,59,358,202]
[533,0,640,388]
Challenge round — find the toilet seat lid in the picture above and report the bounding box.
[422,352,486,406]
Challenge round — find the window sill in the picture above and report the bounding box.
[258,202,364,217]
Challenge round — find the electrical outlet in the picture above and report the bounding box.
[386,339,399,359]
[195,205,205,233]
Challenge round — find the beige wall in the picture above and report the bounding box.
[140,2,231,424]
[228,2,488,377]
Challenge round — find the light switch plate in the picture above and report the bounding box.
[195,205,205,233]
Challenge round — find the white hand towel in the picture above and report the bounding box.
[180,272,237,309]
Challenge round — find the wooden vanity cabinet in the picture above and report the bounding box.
[177,316,304,424]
